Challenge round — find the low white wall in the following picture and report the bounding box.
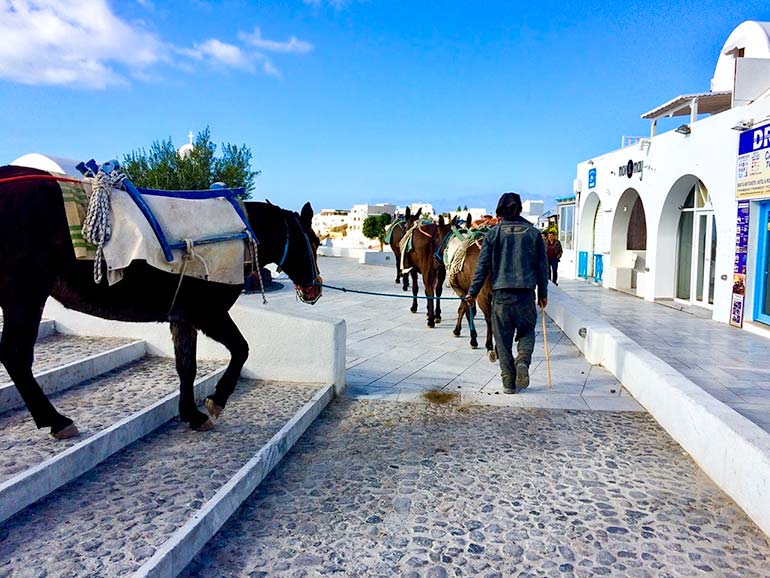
[359,250,396,266]
[44,300,346,395]
[547,285,770,537]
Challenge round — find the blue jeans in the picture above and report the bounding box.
[491,289,537,390]
[548,258,559,284]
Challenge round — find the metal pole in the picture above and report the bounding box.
[541,308,552,389]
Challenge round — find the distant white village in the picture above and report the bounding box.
[312,199,549,250]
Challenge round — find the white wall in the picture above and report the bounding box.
[575,96,770,325]
[44,299,347,394]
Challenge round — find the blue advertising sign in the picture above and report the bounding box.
[588,168,596,189]
[730,200,750,327]
[738,122,770,155]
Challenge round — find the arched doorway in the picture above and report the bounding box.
[578,192,601,277]
[656,176,717,307]
[610,189,647,292]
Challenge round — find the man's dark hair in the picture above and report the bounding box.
[495,192,522,220]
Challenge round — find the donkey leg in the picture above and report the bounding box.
[170,320,211,431]
[485,311,497,362]
[402,257,410,291]
[434,269,445,324]
[425,274,436,328]
[197,313,249,420]
[468,305,478,348]
[453,301,465,337]
[0,302,77,438]
[410,270,419,313]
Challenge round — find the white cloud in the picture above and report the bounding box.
[303,0,356,8]
[0,0,308,88]
[0,0,165,88]
[239,27,312,54]
[190,39,254,71]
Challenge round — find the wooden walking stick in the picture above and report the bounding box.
[541,307,552,389]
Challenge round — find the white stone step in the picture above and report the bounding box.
[0,358,226,524]
[0,335,147,414]
[0,317,55,342]
[36,319,56,341]
[0,381,330,577]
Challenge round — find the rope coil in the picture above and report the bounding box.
[82,168,126,283]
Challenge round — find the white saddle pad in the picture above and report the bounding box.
[104,189,248,286]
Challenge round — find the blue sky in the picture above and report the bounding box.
[2,1,770,213]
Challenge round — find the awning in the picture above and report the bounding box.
[640,91,732,120]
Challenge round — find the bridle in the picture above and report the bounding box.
[277,211,322,304]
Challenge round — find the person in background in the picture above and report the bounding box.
[546,231,563,285]
[466,192,548,394]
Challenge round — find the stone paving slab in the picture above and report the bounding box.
[183,398,770,577]
[242,258,638,411]
[0,357,222,485]
[0,334,135,386]
[0,381,322,577]
[556,280,770,433]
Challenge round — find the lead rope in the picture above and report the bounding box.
[82,168,125,283]
[249,234,268,304]
[167,239,212,316]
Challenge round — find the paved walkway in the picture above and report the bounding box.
[243,257,641,412]
[184,398,770,577]
[555,279,770,433]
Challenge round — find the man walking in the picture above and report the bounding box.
[546,231,563,285]
[466,192,548,394]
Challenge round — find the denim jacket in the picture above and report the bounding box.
[468,217,548,299]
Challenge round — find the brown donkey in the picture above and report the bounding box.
[447,220,495,358]
[403,215,456,327]
[388,207,421,290]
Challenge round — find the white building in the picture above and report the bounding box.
[312,209,350,238]
[570,21,770,335]
[399,203,435,218]
[346,203,396,248]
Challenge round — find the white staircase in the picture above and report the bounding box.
[0,318,333,577]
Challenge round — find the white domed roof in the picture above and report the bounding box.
[712,21,770,92]
[177,143,194,158]
[11,153,82,177]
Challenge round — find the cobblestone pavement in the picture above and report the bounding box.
[243,258,639,412]
[0,357,223,484]
[0,334,134,385]
[0,381,321,578]
[556,280,770,433]
[184,398,770,578]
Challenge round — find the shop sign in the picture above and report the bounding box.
[618,159,642,180]
[588,168,597,189]
[737,122,770,199]
[730,200,750,327]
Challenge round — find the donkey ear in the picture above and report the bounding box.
[438,215,445,227]
[451,215,458,226]
[265,198,274,206]
[405,206,411,218]
[300,202,314,229]
[466,213,473,226]
[415,208,422,218]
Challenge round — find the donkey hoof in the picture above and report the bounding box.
[470,341,479,349]
[51,423,79,440]
[205,398,223,420]
[410,308,418,314]
[453,330,461,337]
[435,316,442,324]
[427,321,435,328]
[195,418,215,432]
[488,350,498,363]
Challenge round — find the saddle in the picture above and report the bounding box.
[383,219,403,245]
[399,218,433,274]
[59,161,253,286]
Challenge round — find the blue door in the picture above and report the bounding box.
[755,201,770,326]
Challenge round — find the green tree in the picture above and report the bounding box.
[362,213,392,250]
[122,127,259,199]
